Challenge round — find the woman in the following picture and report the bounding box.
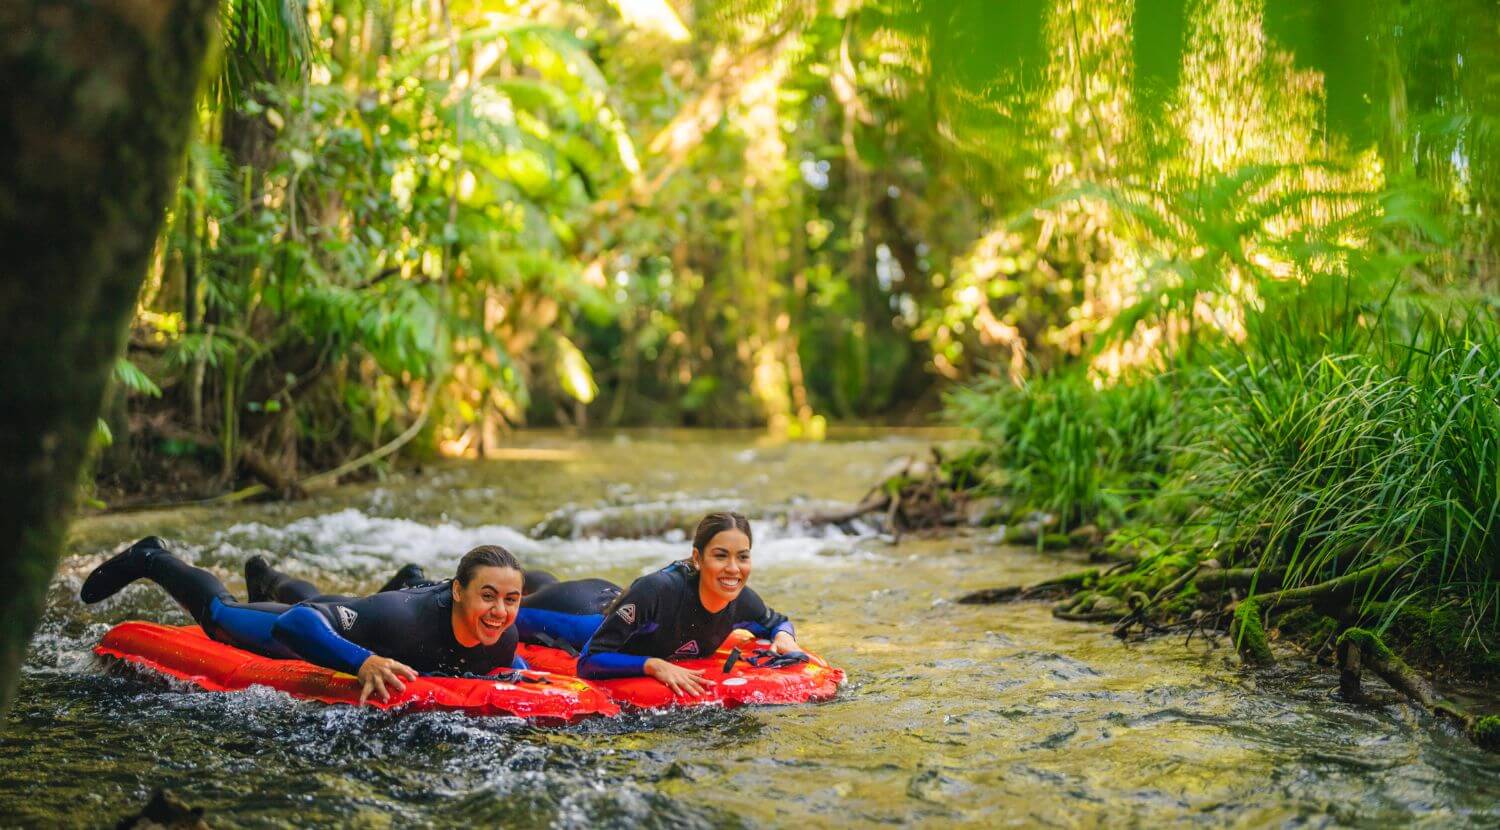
[80,539,526,704]
[513,512,813,696]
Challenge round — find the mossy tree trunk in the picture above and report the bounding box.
[0,0,220,718]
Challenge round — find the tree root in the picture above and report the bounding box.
[1231,598,1274,665]
[1053,608,1129,623]
[956,568,1099,605]
[1114,565,1200,639]
[1339,628,1497,752]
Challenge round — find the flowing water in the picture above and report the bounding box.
[2,429,1497,827]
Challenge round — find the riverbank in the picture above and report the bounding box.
[868,309,1500,751]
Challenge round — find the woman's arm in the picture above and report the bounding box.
[576,577,660,679]
[271,605,373,674]
[271,605,416,703]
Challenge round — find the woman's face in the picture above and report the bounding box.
[451,565,524,646]
[694,529,752,606]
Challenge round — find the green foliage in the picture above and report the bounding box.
[1206,314,1500,652]
[946,370,1179,529]
[113,358,161,399]
[1474,716,1500,750]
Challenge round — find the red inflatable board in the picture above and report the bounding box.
[516,630,846,710]
[95,622,619,722]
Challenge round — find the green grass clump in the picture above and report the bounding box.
[946,370,1181,530]
[1473,716,1500,750]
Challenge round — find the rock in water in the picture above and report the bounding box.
[114,789,209,830]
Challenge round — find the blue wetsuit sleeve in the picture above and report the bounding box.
[577,575,660,679]
[577,651,648,678]
[272,605,373,675]
[516,606,606,653]
[511,655,529,670]
[735,587,795,639]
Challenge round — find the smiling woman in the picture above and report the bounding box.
[78,540,529,704]
[571,512,814,696]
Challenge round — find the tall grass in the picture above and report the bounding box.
[1207,317,1500,648]
[951,309,1500,658]
[945,370,1182,530]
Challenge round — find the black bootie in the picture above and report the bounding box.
[378,564,427,593]
[80,537,165,604]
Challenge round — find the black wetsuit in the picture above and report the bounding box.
[514,578,624,652]
[125,552,521,677]
[575,562,794,679]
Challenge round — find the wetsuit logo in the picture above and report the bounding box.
[616,603,636,625]
[673,641,699,657]
[336,607,358,631]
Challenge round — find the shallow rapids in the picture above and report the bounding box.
[3,429,1497,827]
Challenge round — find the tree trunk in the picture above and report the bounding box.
[0,0,220,719]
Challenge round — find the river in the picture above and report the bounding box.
[2,429,1497,827]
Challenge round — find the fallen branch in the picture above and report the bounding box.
[212,379,439,505]
[1245,557,1406,612]
[1194,567,1284,593]
[800,492,890,526]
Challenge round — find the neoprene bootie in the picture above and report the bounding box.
[244,555,275,603]
[80,537,165,603]
[378,563,427,593]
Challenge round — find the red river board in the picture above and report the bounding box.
[95,622,619,722]
[516,630,846,710]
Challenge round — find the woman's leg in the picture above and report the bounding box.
[516,578,622,652]
[377,564,428,593]
[81,539,297,658]
[244,555,322,604]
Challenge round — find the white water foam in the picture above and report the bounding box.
[214,506,884,578]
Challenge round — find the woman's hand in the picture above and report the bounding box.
[771,632,825,667]
[644,657,713,696]
[771,631,801,654]
[357,655,418,704]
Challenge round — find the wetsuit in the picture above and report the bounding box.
[575,561,794,679]
[121,551,522,677]
[515,578,624,652]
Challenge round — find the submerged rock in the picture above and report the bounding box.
[115,789,209,830]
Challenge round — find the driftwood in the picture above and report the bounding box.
[1233,558,1406,613]
[800,491,890,526]
[799,448,985,536]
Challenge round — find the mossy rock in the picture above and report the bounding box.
[1090,594,1127,615]
[1471,716,1500,751]
[1039,533,1072,550]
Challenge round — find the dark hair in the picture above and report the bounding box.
[456,545,522,586]
[691,511,753,555]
